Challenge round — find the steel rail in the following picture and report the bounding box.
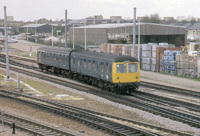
[0,92,158,136]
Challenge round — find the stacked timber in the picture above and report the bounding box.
[100,43,139,57]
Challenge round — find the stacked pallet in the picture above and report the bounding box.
[141,43,177,72]
[151,43,159,71]
[156,47,181,72]
[142,44,152,70]
[176,54,197,78]
[160,50,181,75]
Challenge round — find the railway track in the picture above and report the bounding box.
[0,89,193,136]
[1,112,76,136]
[0,90,158,136]
[0,55,199,134]
[2,54,200,98]
[133,91,200,113]
[140,81,200,98]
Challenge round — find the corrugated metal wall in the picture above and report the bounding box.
[69,23,187,46]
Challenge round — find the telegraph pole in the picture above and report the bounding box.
[133,7,136,57]
[65,10,68,48]
[4,6,9,79]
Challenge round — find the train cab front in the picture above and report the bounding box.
[112,62,140,93]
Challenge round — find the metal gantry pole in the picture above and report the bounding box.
[73,24,74,49]
[27,27,29,41]
[35,27,37,43]
[52,24,54,46]
[138,20,140,61]
[84,23,86,50]
[133,7,136,57]
[4,6,9,79]
[65,10,68,48]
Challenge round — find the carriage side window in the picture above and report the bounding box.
[109,63,112,72]
[46,53,49,60]
[93,61,96,71]
[50,53,52,59]
[88,60,91,70]
[117,64,127,73]
[53,54,56,61]
[78,58,80,67]
[100,62,104,73]
[59,55,62,62]
[41,52,44,59]
[105,63,108,73]
[96,61,99,70]
[84,59,87,68]
[62,55,65,63]
[80,59,83,66]
[73,57,75,65]
[128,63,138,73]
[66,56,68,63]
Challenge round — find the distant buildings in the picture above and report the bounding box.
[110,16,122,23]
[1,14,200,46]
[163,17,174,21]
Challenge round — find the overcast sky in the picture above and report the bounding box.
[0,0,200,21]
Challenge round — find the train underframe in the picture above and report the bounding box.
[39,64,139,94]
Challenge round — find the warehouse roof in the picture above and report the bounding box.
[21,24,47,28]
[76,23,186,29]
[188,23,200,30]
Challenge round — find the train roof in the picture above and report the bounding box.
[37,46,71,54]
[72,49,138,62]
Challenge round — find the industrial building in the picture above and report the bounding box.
[69,23,187,47]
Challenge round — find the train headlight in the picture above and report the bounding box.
[117,77,119,79]
[136,76,138,79]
